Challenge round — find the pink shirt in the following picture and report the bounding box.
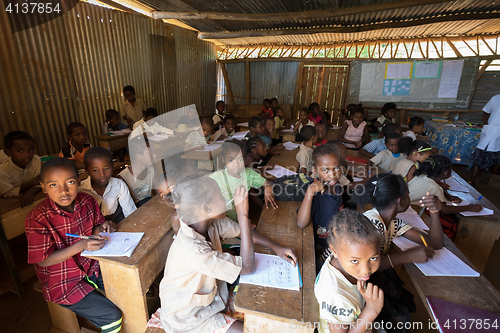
[344,120,366,148]
[308,114,322,124]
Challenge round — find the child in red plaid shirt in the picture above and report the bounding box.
[25,158,122,333]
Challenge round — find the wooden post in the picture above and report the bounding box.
[294,62,304,115]
[477,60,492,82]
[245,61,251,104]
[220,63,236,105]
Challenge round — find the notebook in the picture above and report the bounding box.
[396,207,429,230]
[426,296,500,332]
[443,177,469,193]
[460,207,494,217]
[283,142,300,150]
[265,165,297,178]
[239,253,302,291]
[81,232,144,257]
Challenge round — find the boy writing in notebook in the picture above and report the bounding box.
[25,158,122,333]
[0,131,42,207]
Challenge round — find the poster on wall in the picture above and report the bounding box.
[383,79,411,96]
[413,61,442,79]
[385,62,413,79]
[438,60,464,98]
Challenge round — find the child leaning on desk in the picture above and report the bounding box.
[211,139,278,224]
[59,122,92,170]
[25,158,122,333]
[354,173,445,331]
[184,117,214,152]
[315,209,384,333]
[155,176,297,333]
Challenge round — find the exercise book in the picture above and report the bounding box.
[239,253,302,291]
[82,232,144,258]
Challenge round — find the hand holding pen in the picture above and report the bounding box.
[66,233,106,252]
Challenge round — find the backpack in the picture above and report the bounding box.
[272,173,314,201]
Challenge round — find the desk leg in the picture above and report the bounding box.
[98,263,148,333]
[0,215,24,298]
[243,314,314,333]
[454,218,500,273]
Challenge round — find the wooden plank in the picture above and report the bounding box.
[245,61,251,104]
[476,59,492,82]
[95,134,129,151]
[294,62,304,112]
[47,301,80,333]
[220,63,235,105]
[0,214,24,298]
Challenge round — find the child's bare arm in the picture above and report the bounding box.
[251,231,297,266]
[38,236,106,267]
[234,186,255,275]
[297,180,322,228]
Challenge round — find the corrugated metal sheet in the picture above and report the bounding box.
[471,71,500,111]
[136,0,498,34]
[224,61,298,105]
[0,2,217,155]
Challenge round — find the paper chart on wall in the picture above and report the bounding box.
[239,253,302,291]
[385,62,412,79]
[438,60,464,98]
[413,61,441,79]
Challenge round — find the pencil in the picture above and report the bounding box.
[65,233,100,240]
[419,233,428,247]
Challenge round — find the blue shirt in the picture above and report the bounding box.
[362,138,386,155]
[311,187,343,261]
[259,134,272,150]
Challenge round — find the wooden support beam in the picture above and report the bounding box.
[476,60,492,82]
[152,0,454,21]
[480,35,496,55]
[220,63,235,105]
[245,61,251,104]
[444,36,462,57]
[198,12,500,39]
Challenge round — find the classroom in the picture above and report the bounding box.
[1,1,500,332]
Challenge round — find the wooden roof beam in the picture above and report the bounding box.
[198,12,499,39]
[152,0,454,21]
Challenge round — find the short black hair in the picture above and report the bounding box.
[264,116,274,124]
[299,107,309,115]
[300,125,316,141]
[384,132,402,143]
[223,114,235,124]
[216,100,225,107]
[248,116,263,130]
[66,122,86,136]
[105,109,120,120]
[309,102,319,111]
[414,155,452,179]
[381,123,400,137]
[381,102,397,115]
[408,116,425,129]
[397,137,431,155]
[312,143,339,166]
[201,117,214,127]
[246,136,264,153]
[222,139,247,158]
[4,131,34,150]
[40,157,78,182]
[273,106,283,116]
[351,106,365,117]
[327,209,382,247]
[353,173,408,210]
[269,98,278,104]
[123,85,135,94]
[84,147,113,169]
[263,98,270,103]
[144,108,158,118]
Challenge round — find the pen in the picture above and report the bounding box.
[65,233,100,240]
[226,198,234,207]
[478,195,483,201]
[419,233,428,247]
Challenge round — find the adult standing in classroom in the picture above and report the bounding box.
[470,93,500,185]
[121,85,147,126]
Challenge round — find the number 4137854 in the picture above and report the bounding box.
[6,2,61,14]
[443,319,498,330]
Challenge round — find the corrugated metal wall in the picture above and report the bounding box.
[224,61,298,105]
[471,71,500,111]
[0,2,217,155]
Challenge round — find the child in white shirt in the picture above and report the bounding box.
[370,133,404,174]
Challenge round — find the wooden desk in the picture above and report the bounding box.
[279,130,296,143]
[406,208,500,321]
[95,134,129,151]
[86,195,175,333]
[447,171,500,273]
[180,146,223,171]
[0,191,46,297]
[234,201,318,333]
[264,145,300,177]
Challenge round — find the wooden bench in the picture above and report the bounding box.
[86,195,175,333]
[95,133,129,152]
[33,281,98,333]
[144,328,164,333]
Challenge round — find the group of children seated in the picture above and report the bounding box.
[0,92,486,333]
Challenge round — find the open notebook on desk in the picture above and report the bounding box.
[82,232,144,257]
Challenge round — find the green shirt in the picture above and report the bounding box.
[210,168,266,222]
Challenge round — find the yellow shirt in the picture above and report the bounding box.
[370,150,405,174]
[408,175,448,205]
[121,98,147,122]
[273,116,284,139]
[159,218,242,333]
[393,159,416,181]
[315,255,365,332]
